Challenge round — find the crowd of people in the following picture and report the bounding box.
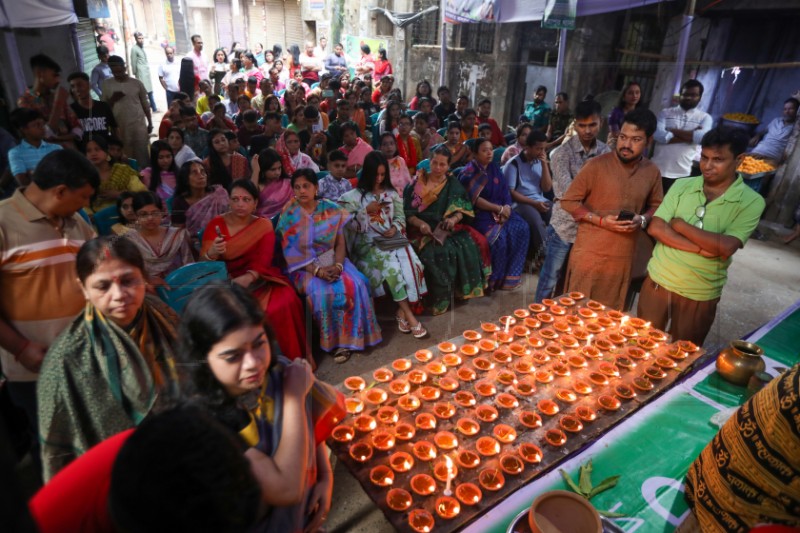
[1,29,796,533]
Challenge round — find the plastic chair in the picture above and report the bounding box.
[316,171,330,180]
[370,112,380,126]
[464,138,478,151]
[416,159,430,171]
[311,82,320,90]
[278,89,286,97]
[92,205,120,236]
[437,127,447,137]
[157,261,228,313]
[165,196,174,214]
[281,114,289,128]
[406,110,419,118]
[493,147,505,165]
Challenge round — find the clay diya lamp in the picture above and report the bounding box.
[597,394,621,411]
[515,359,534,374]
[615,355,636,370]
[454,390,477,408]
[389,451,414,472]
[559,296,576,307]
[370,465,395,487]
[371,430,396,451]
[457,367,477,382]
[645,366,667,380]
[495,393,519,409]
[552,362,570,377]
[568,354,588,368]
[529,302,547,313]
[412,440,438,462]
[480,322,500,333]
[626,346,648,360]
[588,372,609,386]
[518,443,543,464]
[553,320,572,333]
[586,322,605,334]
[433,457,459,482]
[463,329,482,341]
[478,338,497,352]
[389,379,410,395]
[438,341,457,353]
[345,397,364,415]
[509,342,527,357]
[513,325,531,338]
[439,377,459,392]
[455,482,483,506]
[597,317,615,328]
[519,410,542,429]
[527,335,546,349]
[567,315,585,327]
[377,406,400,425]
[495,331,514,344]
[594,338,614,353]
[538,398,560,416]
[614,383,636,400]
[408,509,435,533]
[598,361,620,377]
[578,307,598,320]
[331,425,355,443]
[460,343,479,357]
[532,351,551,365]
[433,401,457,419]
[547,345,566,359]
[434,431,459,450]
[537,312,555,324]
[667,345,688,360]
[415,413,437,430]
[493,424,517,443]
[456,449,481,469]
[392,358,412,372]
[545,428,567,447]
[607,332,626,345]
[524,317,543,329]
[373,368,394,382]
[435,496,461,519]
[573,380,593,395]
[475,404,499,423]
[576,405,597,422]
[632,376,655,392]
[344,376,366,392]
[655,356,677,369]
[478,468,506,491]
[354,415,377,432]
[408,369,428,385]
[514,308,531,319]
[678,340,699,353]
[648,329,668,343]
[550,305,567,316]
[540,327,559,340]
[560,335,580,349]
[364,387,388,406]
[456,417,480,436]
[349,441,374,462]
[414,349,434,363]
[569,291,586,300]
[586,299,605,311]
[559,415,583,433]
[514,378,536,396]
[556,389,578,403]
[492,350,513,365]
[442,354,462,367]
[394,423,416,441]
[628,317,648,329]
[397,394,421,412]
[581,345,602,359]
[542,298,557,307]
[637,337,658,351]
[497,369,517,386]
[535,369,554,383]
[386,488,413,511]
[499,453,525,475]
[572,327,589,341]
[499,315,517,327]
[419,386,441,402]
[619,325,638,338]
[475,380,497,398]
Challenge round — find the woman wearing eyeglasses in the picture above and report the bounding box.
[201,179,310,364]
[125,191,193,289]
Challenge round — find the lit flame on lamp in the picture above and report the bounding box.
[585,334,593,347]
[443,455,454,496]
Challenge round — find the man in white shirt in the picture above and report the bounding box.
[299,41,323,86]
[749,97,799,164]
[158,46,182,106]
[651,79,713,194]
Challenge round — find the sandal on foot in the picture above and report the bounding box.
[396,314,411,334]
[410,321,428,339]
[333,349,352,363]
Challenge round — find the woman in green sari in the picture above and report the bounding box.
[37,237,179,481]
[404,146,490,315]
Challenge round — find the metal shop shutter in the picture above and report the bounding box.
[284,0,304,49]
[264,0,286,50]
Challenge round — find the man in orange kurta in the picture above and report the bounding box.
[560,108,663,310]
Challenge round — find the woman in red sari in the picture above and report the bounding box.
[201,179,310,364]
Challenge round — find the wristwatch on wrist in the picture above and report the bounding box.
[639,215,648,230]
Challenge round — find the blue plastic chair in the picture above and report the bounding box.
[281,114,289,128]
[278,89,286,97]
[93,205,120,236]
[370,112,380,126]
[493,147,505,165]
[316,171,330,180]
[157,262,228,313]
[311,82,320,90]
[416,159,430,171]
[406,110,419,118]
[437,127,447,137]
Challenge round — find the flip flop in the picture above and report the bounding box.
[333,349,351,364]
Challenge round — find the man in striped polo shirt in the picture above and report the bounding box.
[0,150,98,475]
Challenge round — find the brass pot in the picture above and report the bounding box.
[716,340,766,386]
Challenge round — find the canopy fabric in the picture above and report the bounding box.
[0,0,77,29]
[447,0,672,24]
[369,6,440,29]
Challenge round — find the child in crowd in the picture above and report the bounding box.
[317,149,352,201]
[478,123,494,145]
[8,108,62,186]
[237,109,265,151]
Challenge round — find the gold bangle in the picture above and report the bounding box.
[335,262,344,272]
[313,266,320,277]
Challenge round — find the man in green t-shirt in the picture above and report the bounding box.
[638,127,765,345]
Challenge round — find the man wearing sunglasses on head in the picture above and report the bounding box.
[638,127,765,345]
